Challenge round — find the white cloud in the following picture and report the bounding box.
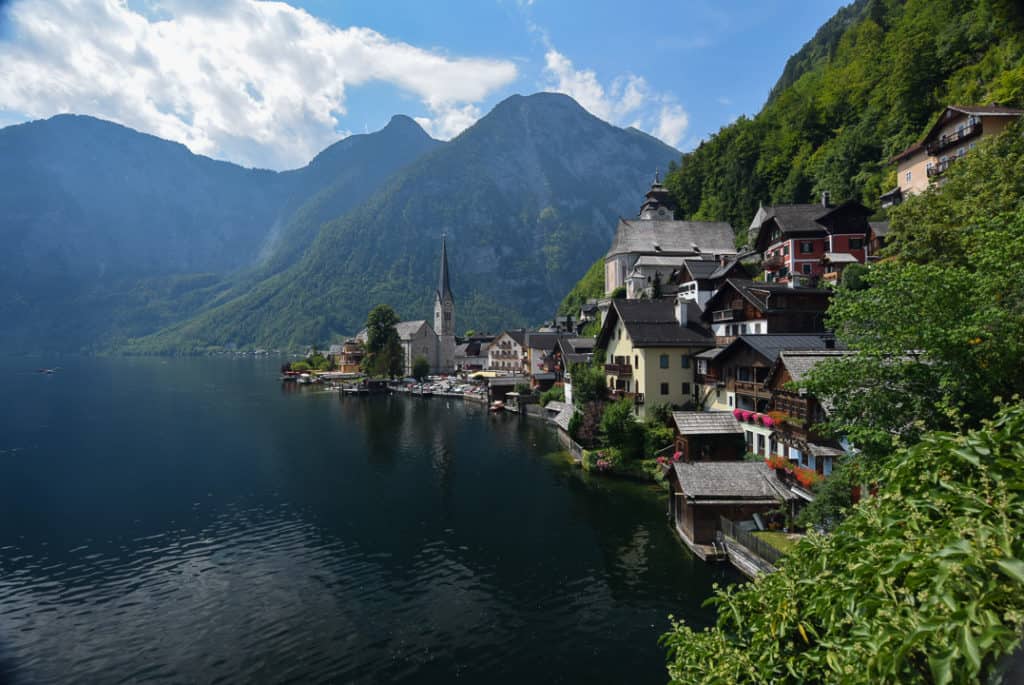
[0,0,518,168]
[540,48,688,148]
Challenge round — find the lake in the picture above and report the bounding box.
[0,357,736,683]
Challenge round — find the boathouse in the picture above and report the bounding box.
[666,460,796,556]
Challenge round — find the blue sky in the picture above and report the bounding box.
[0,0,848,169]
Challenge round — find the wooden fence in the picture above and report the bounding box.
[719,516,784,566]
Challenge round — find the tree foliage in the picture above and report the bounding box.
[361,304,404,378]
[600,398,642,460]
[663,402,1024,684]
[570,362,608,406]
[411,355,430,381]
[804,125,1024,458]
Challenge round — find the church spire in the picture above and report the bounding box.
[437,233,453,301]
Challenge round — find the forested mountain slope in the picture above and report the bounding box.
[134,93,680,352]
[664,0,1024,235]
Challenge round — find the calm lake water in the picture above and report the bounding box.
[0,357,736,683]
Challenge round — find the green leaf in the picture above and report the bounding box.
[995,558,1024,584]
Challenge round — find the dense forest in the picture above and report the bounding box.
[663,0,1024,236]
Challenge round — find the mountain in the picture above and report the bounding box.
[663,0,1024,234]
[133,92,680,352]
[0,113,439,352]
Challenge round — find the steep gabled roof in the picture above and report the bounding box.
[670,461,796,501]
[396,320,431,340]
[603,299,714,348]
[703,278,832,318]
[893,105,1024,162]
[605,218,736,259]
[672,411,743,435]
[765,349,853,387]
[869,221,891,237]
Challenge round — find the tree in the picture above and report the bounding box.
[609,285,627,299]
[411,355,430,381]
[839,262,869,290]
[601,398,643,460]
[663,402,1024,684]
[804,127,1024,459]
[362,304,404,378]
[570,362,607,406]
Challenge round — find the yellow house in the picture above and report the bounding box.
[596,296,715,419]
[883,104,1023,206]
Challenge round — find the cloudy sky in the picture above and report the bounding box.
[0,0,847,169]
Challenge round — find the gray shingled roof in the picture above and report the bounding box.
[635,255,690,268]
[681,258,720,280]
[612,299,714,348]
[708,278,832,315]
[869,221,891,237]
[735,335,836,363]
[553,404,574,432]
[526,332,560,350]
[606,218,736,259]
[395,320,430,340]
[671,461,796,501]
[774,350,853,384]
[672,411,743,435]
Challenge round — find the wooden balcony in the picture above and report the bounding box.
[604,363,633,378]
[926,121,981,156]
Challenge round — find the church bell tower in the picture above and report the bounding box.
[434,235,456,373]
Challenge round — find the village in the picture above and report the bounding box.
[283,103,1023,579]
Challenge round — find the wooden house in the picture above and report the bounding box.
[671,411,745,462]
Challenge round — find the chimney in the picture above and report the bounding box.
[821,190,831,208]
[675,293,689,326]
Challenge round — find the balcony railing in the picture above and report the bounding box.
[734,380,771,396]
[604,363,633,378]
[926,121,981,156]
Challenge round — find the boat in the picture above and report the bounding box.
[489,400,504,413]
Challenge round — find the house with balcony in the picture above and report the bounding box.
[695,335,838,455]
[699,278,832,346]
[487,330,527,373]
[329,339,366,374]
[595,296,714,418]
[762,350,853,477]
[883,105,1024,206]
[750,195,872,283]
[604,175,736,296]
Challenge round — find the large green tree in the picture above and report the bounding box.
[362,304,404,378]
[663,402,1024,684]
[804,123,1024,459]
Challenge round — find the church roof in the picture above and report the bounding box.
[605,219,736,259]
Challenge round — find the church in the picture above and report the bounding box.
[356,236,456,376]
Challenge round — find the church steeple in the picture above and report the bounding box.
[639,168,677,219]
[437,233,453,302]
[434,235,455,353]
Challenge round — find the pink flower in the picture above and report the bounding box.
[762,416,775,427]
[732,408,742,419]
[672,451,682,462]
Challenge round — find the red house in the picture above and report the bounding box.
[749,194,872,284]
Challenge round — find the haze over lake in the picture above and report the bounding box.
[0,357,734,683]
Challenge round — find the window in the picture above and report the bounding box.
[697,359,707,375]
[905,170,912,184]
[799,241,814,254]
[659,354,669,369]
[728,395,734,407]
[681,382,691,395]
[634,355,638,369]
[849,238,863,250]
[660,382,669,396]
[757,433,766,455]
[802,263,812,275]
[681,355,690,369]
[738,367,751,382]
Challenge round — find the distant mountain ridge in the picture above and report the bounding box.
[133,92,682,352]
[0,112,440,352]
[0,94,679,353]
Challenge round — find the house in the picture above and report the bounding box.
[763,350,853,476]
[665,460,797,555]
[524,331,560,389]
[695,334,838,458]
[455,336,492,372]
[330,339,365,374]
[866,221,890,262]
[884,105,1024,206]
[604,175,735,295]
[675,254,749,310]
[487,329,527,373]
[595,295,714,418]
[700,278,832,345]
[671,411,746,462]
[750,196,872,283]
